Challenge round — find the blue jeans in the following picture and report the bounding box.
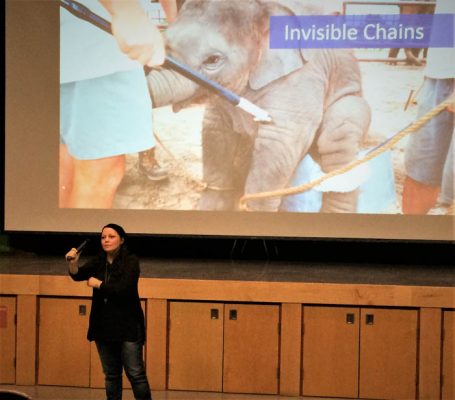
[96,340,152,400]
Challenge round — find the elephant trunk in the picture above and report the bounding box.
[146,68,198,108]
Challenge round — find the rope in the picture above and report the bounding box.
[238,95,454,211]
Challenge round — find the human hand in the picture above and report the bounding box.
[65,248,79,262]
[107,2,165,67]
[87,277,103,289]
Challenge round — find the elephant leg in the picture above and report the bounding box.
[198,108,244,210]
[316,95,371,213]
[244,108,322,212]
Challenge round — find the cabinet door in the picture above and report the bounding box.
[302,306,359,398]
[38,297,91,386]
[0,296,16,384]
[168,302,223,391]
[442,310,455,400]
[223,304,280,394]
[359,308,418,400]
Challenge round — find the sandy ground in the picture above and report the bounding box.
[114,103,205,210]
[113,49,445,214]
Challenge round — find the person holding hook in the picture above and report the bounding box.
[60,0,176,208]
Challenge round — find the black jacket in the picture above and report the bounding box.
[69,246,145,342]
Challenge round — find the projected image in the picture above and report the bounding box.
[59,0,454,216]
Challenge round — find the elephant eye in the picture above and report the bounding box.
[202,53,224,70]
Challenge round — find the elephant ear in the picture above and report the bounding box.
[249,0,323,90]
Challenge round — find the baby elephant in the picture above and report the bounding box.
[154,0,371,212]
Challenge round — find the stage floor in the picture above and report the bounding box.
[0,385,341,400]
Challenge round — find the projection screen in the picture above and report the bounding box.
[5,0,455,240]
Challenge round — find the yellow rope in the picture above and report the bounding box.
[238,95,455,211]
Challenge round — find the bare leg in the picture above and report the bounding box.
[69,155,126,208]
[388,48,399,65]
[404,48,423,66]
[402,176,440,214]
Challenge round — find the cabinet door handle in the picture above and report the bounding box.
[365,314,374,325]
[346,313,355,324]
[79,305,87,316]
[229,309,237,320]
[210,308,219,320]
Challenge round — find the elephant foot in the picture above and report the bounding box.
[320,190,359,213]
[198,188,240,211]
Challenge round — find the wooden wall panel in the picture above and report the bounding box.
[1,273,454,398]
[223,304,280,394]
[146,299,167,390]
[279,303,302,396]
[0,296,16,383]
[140,279,455,308]
[16,295,37,385]
[442,311,455,400]
[302,306,359,398]
[419,308,442,400]
[38,297,91,387]
[359,308,418,400]
[1,274,455,309]
[168,302,223,392]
